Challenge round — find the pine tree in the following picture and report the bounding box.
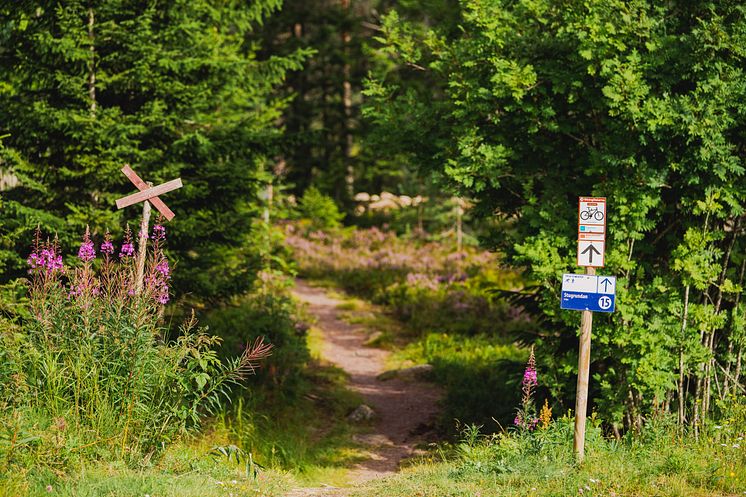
[0,0,309,301]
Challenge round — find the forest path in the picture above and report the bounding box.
[286,280,441,497]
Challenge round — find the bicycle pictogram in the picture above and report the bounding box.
[580,205,604,222]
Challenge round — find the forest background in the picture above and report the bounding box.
[0,0,745,494]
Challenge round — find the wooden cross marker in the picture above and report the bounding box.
[115,165,183,293]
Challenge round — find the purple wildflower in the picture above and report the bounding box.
[523,367,538,387]
[156,289,170,304]
[78,227,96,262]
[119,242,135,258]
[119,225,135,258]
[153,224,166,241]
[522,349,538,388]
[514,347,539,431]
[101,230,115,256]
[101,240,114,255]
[28,246,64,274]
[155,259,170,278]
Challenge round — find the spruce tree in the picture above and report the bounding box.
[0,0,308,301]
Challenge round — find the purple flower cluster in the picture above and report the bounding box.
[523,365,538,388]
[153,224,166,241]
[120,242,135,258]
[27,247,64,274]
[150,258,171,304]
[513,415,538,430]
[514,347,539,431]
[78,240,96,262]
[101,240,115,255]
[77,226,96,262]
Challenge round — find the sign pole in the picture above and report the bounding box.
[135,197,152,294]
[574,265,595,462]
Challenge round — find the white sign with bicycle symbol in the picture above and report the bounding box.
[578,197,606,226]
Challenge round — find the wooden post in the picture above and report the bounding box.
[574,265,595,463]
[135,198,151,293]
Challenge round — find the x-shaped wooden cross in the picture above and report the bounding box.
[115,164,183,293]
[116,164,182,221]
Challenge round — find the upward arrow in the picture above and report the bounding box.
[581,243,601,263]
[600,277,612,292]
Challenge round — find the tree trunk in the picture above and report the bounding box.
[678,284,690,427]
[703,218,739,417]
[341,0,354,197]
[724,257,745,397]
[87,8,96,115]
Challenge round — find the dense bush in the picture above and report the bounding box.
[204,273,310,394]
[0,227,270,480]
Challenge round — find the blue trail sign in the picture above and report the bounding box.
[560,273,616,313]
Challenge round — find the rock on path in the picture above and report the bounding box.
[288,280,441,496]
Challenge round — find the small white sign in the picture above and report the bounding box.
[577,240,605,267]
[563,274,598,293]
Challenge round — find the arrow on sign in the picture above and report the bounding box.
[600,277,613,292]
[581,243,601,264]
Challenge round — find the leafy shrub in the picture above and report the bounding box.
[0,227,271,471]
[297,187,345,230]
[204,273,310,394]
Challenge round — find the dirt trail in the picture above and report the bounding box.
[286,280,441,497]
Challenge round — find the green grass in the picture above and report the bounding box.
[1,433,293,497]
[351,419,746,497]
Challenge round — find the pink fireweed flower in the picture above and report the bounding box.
[78,226,96,262]
[78,241,95,262]
[101,229,115,256]
[119,242,135,258]
[101,240,114,255]
[28,246,64,274]
[523,367,538,387]
[120,225,135,258]
[153,224,166,241]
[155,259,170,278]
[522,349,538,388]
[156,289,170,304]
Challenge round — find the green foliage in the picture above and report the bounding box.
[297,187,345,230]
[392,333,525,433]
[204,275,310,393]
[0,1,310,302]
[366,0,746,428]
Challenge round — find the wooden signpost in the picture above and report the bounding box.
[561,196,616,463]
[115,165,182,292]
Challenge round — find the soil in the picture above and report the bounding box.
[285,280,441,497]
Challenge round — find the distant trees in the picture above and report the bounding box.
[366,0,746,430]
[0,0,309,301]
